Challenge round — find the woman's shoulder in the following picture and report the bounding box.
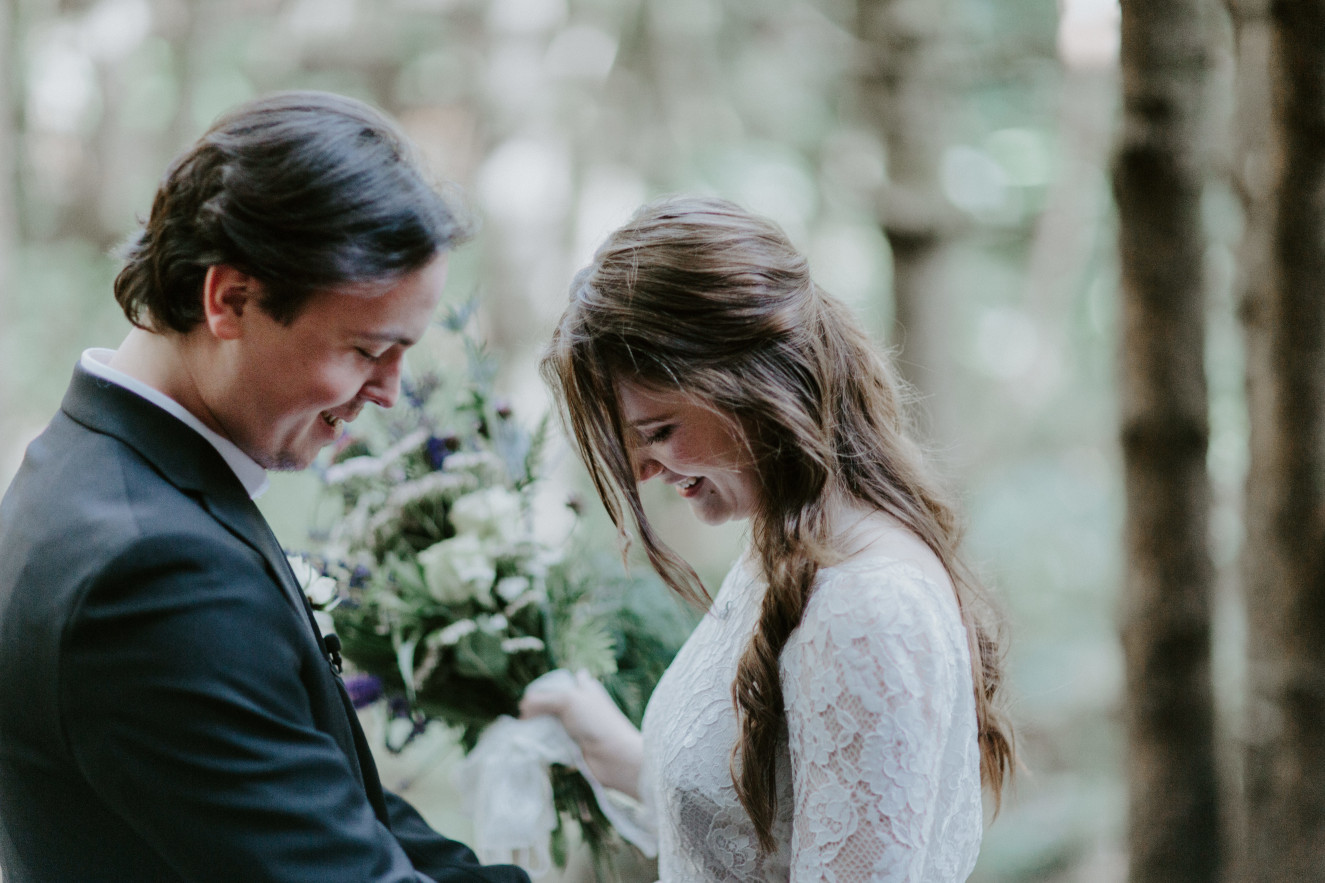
[797,513,966,651]
[809,552,957,628]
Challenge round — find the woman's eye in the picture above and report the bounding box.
[356,348,384,363]
[642,425,674,445]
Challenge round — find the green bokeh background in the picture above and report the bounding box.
[0,1,1250,879]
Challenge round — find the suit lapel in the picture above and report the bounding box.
[61,365,388,818]
[187,493,389,820]
[203,490,318,627]
[198,489,383,814]
[63,366,315,621]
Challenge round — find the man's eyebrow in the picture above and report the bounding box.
[356,330,418,347]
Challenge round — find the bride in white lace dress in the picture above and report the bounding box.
[524,197,1015,881]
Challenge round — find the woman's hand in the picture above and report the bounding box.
[519,670,644,799]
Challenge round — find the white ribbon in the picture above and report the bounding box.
[454,670,657,876]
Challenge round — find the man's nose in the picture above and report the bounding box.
[363,355,403,408]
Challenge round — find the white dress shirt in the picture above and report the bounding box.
[80,348,269,500]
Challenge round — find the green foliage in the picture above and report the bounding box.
[1,0,1156,875]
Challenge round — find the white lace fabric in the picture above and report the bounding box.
[639,552,983,881]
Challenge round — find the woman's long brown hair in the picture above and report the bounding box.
[541,196,1014,851]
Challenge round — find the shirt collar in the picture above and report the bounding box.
[80,348,270,500]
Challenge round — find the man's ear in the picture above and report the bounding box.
[202,265,260,340]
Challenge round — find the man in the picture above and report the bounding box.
[0,91,529,883]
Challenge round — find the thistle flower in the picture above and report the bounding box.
[425,435,451,470]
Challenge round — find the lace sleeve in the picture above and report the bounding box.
[781,562,969,882]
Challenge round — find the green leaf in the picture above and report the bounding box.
[518,413,551,489]
[452,629,510,680]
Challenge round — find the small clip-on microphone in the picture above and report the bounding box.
[323,633,343,674]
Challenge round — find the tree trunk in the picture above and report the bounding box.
[1113,1,1221,880]
[1223,0,1274,877]
[1238,2,1325,878]
[853,0,965,443]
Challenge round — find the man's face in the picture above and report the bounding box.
[210,255,449,471]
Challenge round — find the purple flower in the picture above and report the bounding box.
[425,436,450,470]
[344,673,384,709]
[349,564,372,589]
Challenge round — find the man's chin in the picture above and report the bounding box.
[251,445,321,473]
[243,426,334,472]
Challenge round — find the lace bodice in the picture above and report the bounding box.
[639,552,983,881]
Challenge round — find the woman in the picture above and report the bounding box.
[523,196,1014,880]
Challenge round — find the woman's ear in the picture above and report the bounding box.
[201,265,260,340]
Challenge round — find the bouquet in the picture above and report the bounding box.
[294,310,684,875]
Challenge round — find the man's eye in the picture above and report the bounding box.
[356,348,384,362]
[642,425,674,445]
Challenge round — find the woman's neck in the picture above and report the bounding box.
[823,491,952,586]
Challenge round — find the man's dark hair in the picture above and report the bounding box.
[114,90,470,332]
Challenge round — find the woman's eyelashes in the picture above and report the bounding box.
[640,424,674,445]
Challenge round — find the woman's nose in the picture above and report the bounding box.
[635,456,663,483]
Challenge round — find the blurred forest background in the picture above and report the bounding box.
[0,0,1296,880]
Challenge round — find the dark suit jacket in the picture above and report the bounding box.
[0,366,529,883]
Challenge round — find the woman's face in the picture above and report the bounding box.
[616,381,761,526]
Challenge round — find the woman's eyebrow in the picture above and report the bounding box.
[628,413,672,429]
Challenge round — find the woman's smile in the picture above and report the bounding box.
[616,382,761,525]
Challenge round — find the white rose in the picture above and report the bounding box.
[450,487,526,548]
[287,554,338,606]
[418,534,496,607]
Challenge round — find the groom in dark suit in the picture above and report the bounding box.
[0,92,529,883]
